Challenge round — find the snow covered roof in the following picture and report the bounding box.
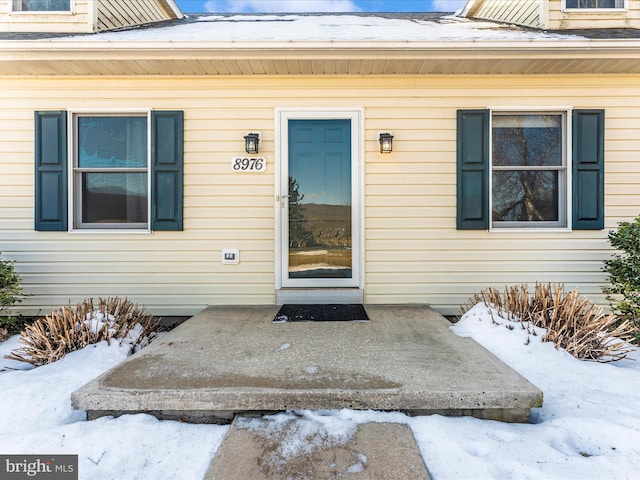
[1,13,640,76]
[54,13,579,42]
[0,12,582,41]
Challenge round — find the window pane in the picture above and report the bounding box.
[566,0,623,7]
[493,171,559,222]
[15,0,70,11]
[78,117,147,168]
[82,173,147,224]
[493,115,562,167]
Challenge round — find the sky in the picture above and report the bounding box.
[174,0,467,13]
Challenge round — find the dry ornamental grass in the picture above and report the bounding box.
[462,283,635,362]
[4,297,160,367]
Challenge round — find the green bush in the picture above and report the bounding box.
[603,216,640,343]
[0,254,23,327]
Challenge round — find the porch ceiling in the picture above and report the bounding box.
[3,42,640,76]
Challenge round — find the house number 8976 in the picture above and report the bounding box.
[232,157,266,172]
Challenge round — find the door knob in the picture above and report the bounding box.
[277,194,289,207]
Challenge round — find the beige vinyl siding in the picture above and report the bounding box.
[467,0,543,29]
[1,75,639,316]
[0,0,95,33]
[549,0,640,29]
[96,0,174,31]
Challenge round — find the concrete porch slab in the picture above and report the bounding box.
[71,305,543,423]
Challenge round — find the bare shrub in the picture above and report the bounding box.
[4,297,160,367]
[462,283,635,362]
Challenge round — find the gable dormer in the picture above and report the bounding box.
[0,0,183,34]
[461,0,640,30]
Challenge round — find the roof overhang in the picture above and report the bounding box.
[2,40,640,76]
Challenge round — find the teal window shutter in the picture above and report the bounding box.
[34,110,67,231]
[457,109,489,230]
[151,111,184,231]
[572,110,604,230]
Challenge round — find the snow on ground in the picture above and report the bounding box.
[411,304,640,479]
[0,336,227,480]
[1,302,639,479]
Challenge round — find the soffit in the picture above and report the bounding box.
[1,41,640,75]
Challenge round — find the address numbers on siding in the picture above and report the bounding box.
[231,157,266,172]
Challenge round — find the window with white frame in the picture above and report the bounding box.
[73,114,149,230]
[12,0,71,11]
[565,0,625,8]
[457,108,603,232]
[491,113,567,228]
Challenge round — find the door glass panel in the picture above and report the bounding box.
[288,119,352,279]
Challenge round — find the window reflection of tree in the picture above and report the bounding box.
[288,176,314,248]
[492,116,561,222]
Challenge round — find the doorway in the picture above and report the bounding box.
[278,110,362,290]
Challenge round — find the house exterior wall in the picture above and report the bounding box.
[0,0,178,33]
[1,74,638,316]
[466,0,543,29]
[465,0,640,29]
[548,0,640,29]
[0,0,96,33]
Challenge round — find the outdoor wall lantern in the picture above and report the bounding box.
[244,132,260,154]
[378,132,394,154]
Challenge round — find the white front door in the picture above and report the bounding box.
[278,110,361,289]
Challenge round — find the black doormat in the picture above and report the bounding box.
[273,304,369,322]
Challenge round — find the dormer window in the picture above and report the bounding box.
[12,0,71,11]
[565,0,625,8]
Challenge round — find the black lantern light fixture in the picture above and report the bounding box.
[244,132,260,154]
[378,132,394,154]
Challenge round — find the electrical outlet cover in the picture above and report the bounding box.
[221,249,239,264]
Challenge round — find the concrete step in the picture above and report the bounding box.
[205,416,431,480]
[72,305,542,423]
